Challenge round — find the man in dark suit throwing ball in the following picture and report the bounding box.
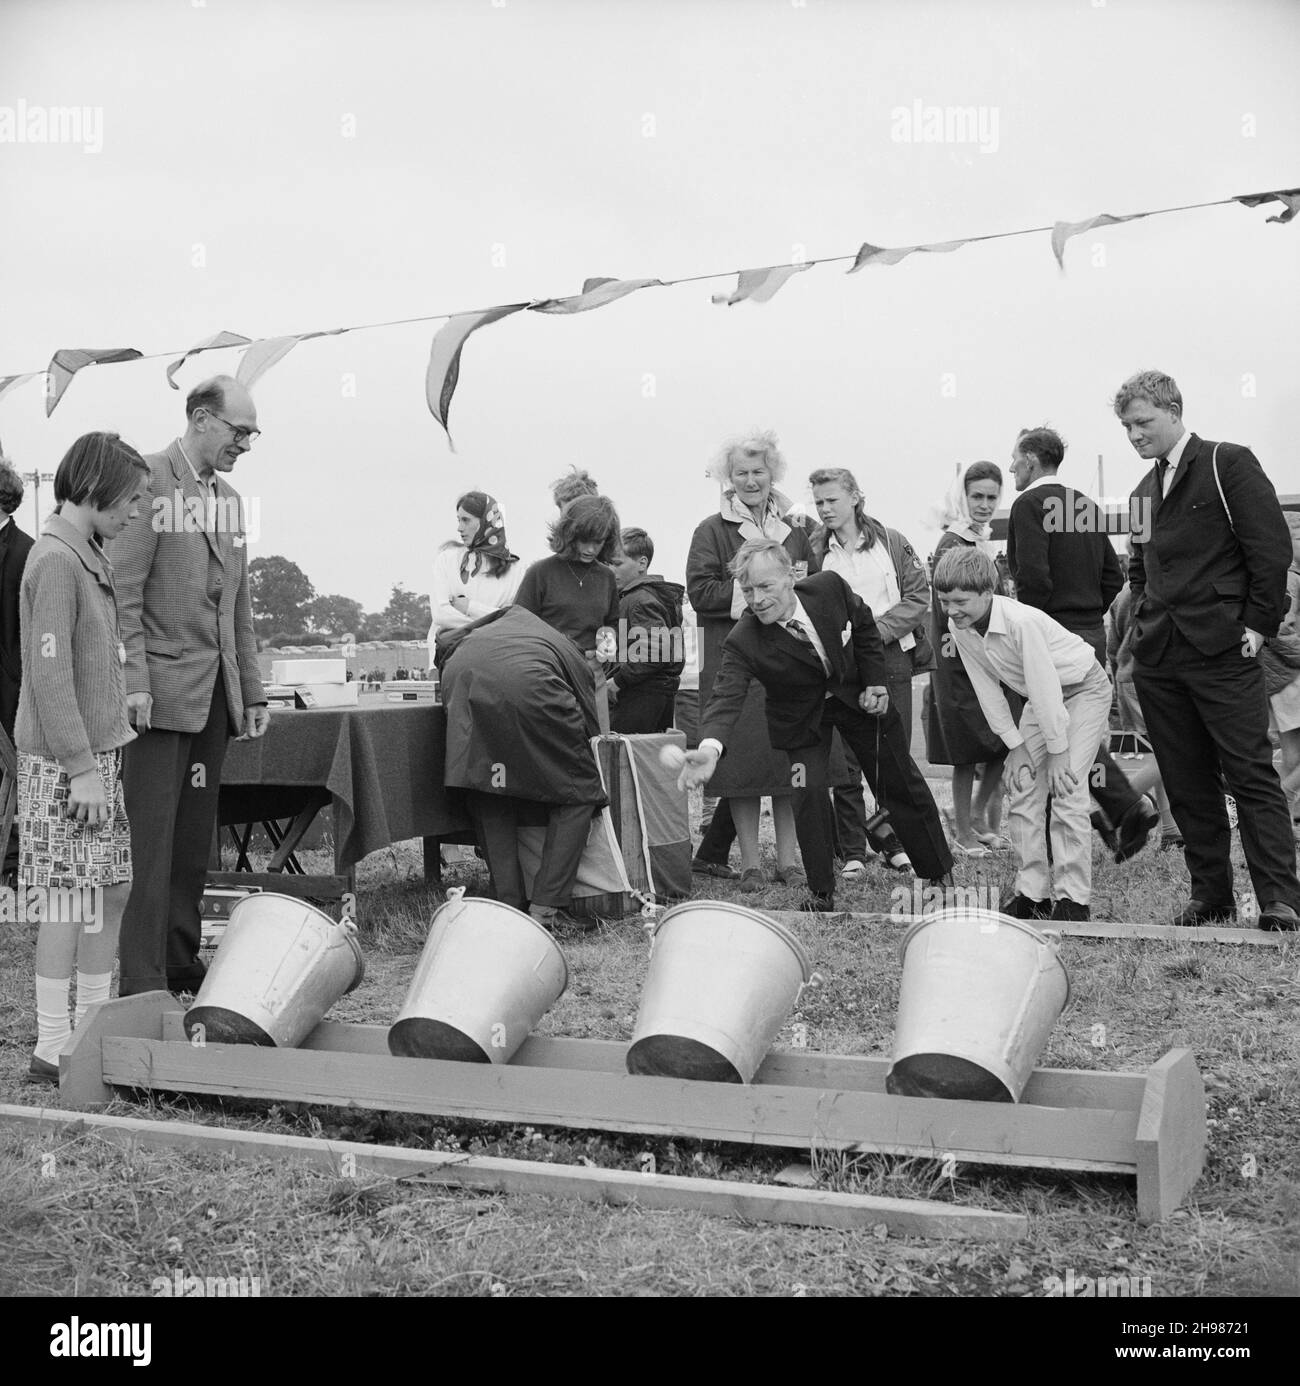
[1118,369,1298,930]
[679,538,952,910]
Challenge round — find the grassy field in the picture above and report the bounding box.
[1,779,1298,1299]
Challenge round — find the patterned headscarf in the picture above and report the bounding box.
[457,491,518,583]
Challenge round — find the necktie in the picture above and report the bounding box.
[786,618,812,646]
[1158,458,1170,497]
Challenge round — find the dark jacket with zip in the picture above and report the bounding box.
[612,574,686,692]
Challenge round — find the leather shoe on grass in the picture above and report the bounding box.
[1113,796,1159,863]
[27,1055,59,1085]
[775,866,807,889]
[1258,901,1300,932]
[1000,892,1051,921]
[1159,832,1184,851]
[1169,900,1237,927]
[738,868,767,893]
[691,858,739,880]
[1049,898,1090,922]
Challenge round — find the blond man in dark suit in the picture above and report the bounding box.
[113,376,268,993]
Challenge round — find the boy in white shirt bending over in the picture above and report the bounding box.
[933,547,1113,921]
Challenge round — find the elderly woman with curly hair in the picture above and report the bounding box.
[515,493,621,658]
[685,431,819,892]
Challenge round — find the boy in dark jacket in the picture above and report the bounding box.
[608,528,685,734]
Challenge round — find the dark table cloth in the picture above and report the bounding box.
[220,694,469,871]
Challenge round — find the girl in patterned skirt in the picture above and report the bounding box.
[17,433,148,1083]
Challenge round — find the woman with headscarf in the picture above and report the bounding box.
[685,430,819,892]
[923,461,1011,854]
[428,492,522,660]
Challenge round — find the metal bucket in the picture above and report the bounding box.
[387,889,568,1063]
[627,901,815,1084]
[184,893,365,1047]
[886,908,1070,1102]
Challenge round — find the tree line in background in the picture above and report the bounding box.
[248,556,431,648]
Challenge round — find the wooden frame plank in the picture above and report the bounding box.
[101,1037,1140,1171]
[162,1014,1150,1115]
[766,910,1285,946]
[1135,1048,1206,1225]
[0,1104,1028,1240]
[59,991,172,1109]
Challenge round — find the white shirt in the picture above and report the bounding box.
[950,595,1097,754]
[1159,428,1191,495]
[427,544,523,662]
[821,531,915,652]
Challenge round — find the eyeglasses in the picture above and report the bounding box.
[207,412,261,445]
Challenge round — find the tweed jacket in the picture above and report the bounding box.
[111,440,264,734]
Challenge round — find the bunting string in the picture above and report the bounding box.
[0,184,1293,442]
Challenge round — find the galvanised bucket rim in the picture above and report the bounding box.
[651,899,813,983]
[899,907,1071,1011]
[225,890,366,994]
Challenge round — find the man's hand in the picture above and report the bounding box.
[240,705,271,741]
[1003,743,1035,793]
[1045,749,1078,797]
[450,594,471,614]
[68,769,109,825]
[858,685,889,716]
[678,747,718,792]
[126,692,152,733]
[1244,627,1265,657]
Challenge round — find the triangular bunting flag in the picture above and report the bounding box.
[711,263,813,305]
[236,336,302,388]
[1050,212,1144,269]
[530,277,663,314]
[45,347,143,417]
[1235,188,1300,224]
[847,239,968,273]
[425,304,527,450]
[0,373,37,405]
[166,330,252,388]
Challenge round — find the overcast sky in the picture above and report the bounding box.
[1,0,1297,612]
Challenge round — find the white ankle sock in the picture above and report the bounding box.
[34,974,72,1065]
[75,970,113,1025]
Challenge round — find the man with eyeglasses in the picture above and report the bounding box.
[113,375,269,996]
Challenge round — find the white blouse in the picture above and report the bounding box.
[427,544,523,659]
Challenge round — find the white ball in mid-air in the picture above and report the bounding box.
[659,744,687,771]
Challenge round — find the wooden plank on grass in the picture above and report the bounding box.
[164,1014,1146,1114]
[1045,921,1285,947]
[1134,1048,1206,1224]
[60,991,173,1109]
[767,908,1286,946]
[0,1104,1027,1240]
[101,1037,1139,1171]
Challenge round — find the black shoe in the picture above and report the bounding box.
[26,1055,59,1085]
[1258,901,1300,932]
[1169,899,1237,927]
[1049,898,1091,922]
[1113,796,1159,864]
[1000,892,1051,920]
[799,893,835,912]
[691,858,739,880]
[1159,832,1184,851]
